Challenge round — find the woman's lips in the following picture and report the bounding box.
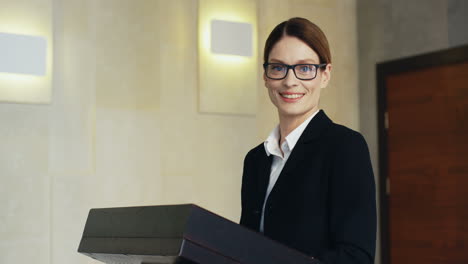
[280,92,304,102]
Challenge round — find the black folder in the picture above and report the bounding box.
[78,204,318,264]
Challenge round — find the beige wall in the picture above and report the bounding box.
[0,0,359,263]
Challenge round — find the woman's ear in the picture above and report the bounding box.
[320,64,332,89]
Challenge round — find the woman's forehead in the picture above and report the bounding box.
[268,36,320,63]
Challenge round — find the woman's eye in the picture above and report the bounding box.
[271,65,284,71]
[299,65,313,72]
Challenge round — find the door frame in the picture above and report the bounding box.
[376,44,468,264]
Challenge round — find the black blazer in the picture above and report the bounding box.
[240,110,376,264]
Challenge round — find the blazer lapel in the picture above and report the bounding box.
[255,150,273,208]
[298,110,333,144]
[271,110,333,189]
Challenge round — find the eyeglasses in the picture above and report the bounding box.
[263,62,327,80]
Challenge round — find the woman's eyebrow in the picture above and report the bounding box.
[268,58,285,63]
[268,58,319,64]
[296,59,318,64]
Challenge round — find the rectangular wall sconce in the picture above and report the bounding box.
[211,20,253,57]
[198,0,257,116]
[0,32,47,76]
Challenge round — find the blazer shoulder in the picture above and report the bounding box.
[328,123,367,143]
[303,111,366,146]
[244,142,265,162]
[325,123,371,156]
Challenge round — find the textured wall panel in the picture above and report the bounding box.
[94,0,160,110]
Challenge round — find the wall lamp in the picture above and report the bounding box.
[0,32,47,76]
[198,0,257,115]
[210,19,253,57]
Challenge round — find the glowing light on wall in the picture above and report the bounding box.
[0,32,47,76]
[198,0,257,115]
[0,1,53,104]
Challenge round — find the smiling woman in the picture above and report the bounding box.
[240,17,377,264]
[264,35,331,136]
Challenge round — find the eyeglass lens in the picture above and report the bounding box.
[266,64,318,80]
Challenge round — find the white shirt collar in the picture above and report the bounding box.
[264,110,320,157]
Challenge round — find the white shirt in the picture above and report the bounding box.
[260,110,320,232]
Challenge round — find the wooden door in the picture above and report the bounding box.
[377,45,468,264]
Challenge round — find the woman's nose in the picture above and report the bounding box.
[283,68,299,87]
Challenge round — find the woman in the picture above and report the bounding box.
[240,17,376,264]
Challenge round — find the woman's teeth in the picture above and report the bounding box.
[281,93,303,99]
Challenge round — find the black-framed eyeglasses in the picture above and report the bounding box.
[263,63,327,80]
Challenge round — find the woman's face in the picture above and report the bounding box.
[264,36,331,123]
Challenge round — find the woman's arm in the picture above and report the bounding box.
[319,131,377,264]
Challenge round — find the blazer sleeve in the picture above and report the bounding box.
[318,131,377,264]
[239,148,260,231]
[240,150,252,227]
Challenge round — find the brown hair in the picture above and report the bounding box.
[263,17,331,64]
